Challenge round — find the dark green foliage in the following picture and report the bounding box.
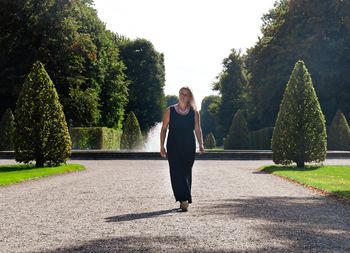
[120,111,143,150]
[99,31,129,129]
[248,127,274,150]
[224,110,250,149]
[200,95,221,145]
[204,133,216,149]
[0,108,15,150]
[14,61,72,167]
[328,110,350,151]
[70,127,122,150]
[271,60,327,167]
[62,87,101,127]
[246,0,350,129]
[165,95,178,107]
[0,0,129,128]
[119,38,166,133]
[212,49,249,139]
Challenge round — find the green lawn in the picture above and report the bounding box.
[260,165,350,199]
[206,147,224,150]
[0,163,86,186]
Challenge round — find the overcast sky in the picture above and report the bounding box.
[93,0,277,110]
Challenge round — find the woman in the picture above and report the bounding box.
[160,86,205,212]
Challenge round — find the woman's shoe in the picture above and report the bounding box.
[180,200,189,211]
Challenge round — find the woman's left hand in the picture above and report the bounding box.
[199,145,205,155]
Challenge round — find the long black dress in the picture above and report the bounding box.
[166,104,196,204]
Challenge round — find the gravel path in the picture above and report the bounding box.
[0,159,350,253]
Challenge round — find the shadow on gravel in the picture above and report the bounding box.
[36,198,350,252]
[39,235,289,253]
[201,196,350,251]
[104,208,179,222]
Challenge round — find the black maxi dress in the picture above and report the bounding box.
[166,105,196,204]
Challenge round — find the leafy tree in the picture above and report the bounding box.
[271,60,327,167]
[0,0,129,128]
[120,111,143,150]
[212,49,249,140]
[0,108,15,151]
[14,61,71,167]
[165,95,178,107]
[61,87,101,127]
[328,110,350,151]
[99,31,129,129]
[224,110,250,149]
[246,0,350,129]
[204,133,216,149]
[119,38,166,133]
[200,95,221,144]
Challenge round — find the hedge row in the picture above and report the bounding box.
[70,127,123,150]
[248,127,274,150]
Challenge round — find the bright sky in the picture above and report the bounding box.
[93,0,277,110]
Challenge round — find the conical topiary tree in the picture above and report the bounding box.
[204,132,216,149]
[14,61,72,167]
[120,111,143,150]
[224,109,249,149]
[0,108,15,151]
[328,110,350,151]
[271,60,327,168]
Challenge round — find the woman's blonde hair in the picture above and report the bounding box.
[179,86,197,111]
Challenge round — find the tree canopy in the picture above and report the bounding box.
[246,0,350,129]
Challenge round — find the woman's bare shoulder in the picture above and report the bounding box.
[166,104,177,111]
[164,106,172,114]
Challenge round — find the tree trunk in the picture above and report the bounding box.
[36,156,44,168]
[296,160,304,168]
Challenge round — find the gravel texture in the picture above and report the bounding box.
[0,159,350,253]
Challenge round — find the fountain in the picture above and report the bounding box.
[142,122,199,152]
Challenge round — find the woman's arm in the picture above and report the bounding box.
[160,107,170,157]
[194,110,205,154]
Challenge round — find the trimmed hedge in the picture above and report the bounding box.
[204,132,216,149]
[70,127,122,150]
[224,109,250,149]
[249,127,274,150]
[271,60,327,167]
[14,61,71,167]
[327,110,350,151]
[121,111,144,150]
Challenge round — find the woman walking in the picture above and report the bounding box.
[160,86,205,212]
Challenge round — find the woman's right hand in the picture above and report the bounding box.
[160,146,167,157]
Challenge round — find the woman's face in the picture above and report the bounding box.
[179,89,191,104]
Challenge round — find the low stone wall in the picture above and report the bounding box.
[1,150,350,160]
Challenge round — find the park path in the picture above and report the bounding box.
[0,159,350,253]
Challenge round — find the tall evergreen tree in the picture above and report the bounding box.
[120,111,144,150]
[0,108,15,151]
[224,110,250,149]
[271,60,327,167]
[204,133,216,149]
[328,110,350,151]
[14,61,71,167]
